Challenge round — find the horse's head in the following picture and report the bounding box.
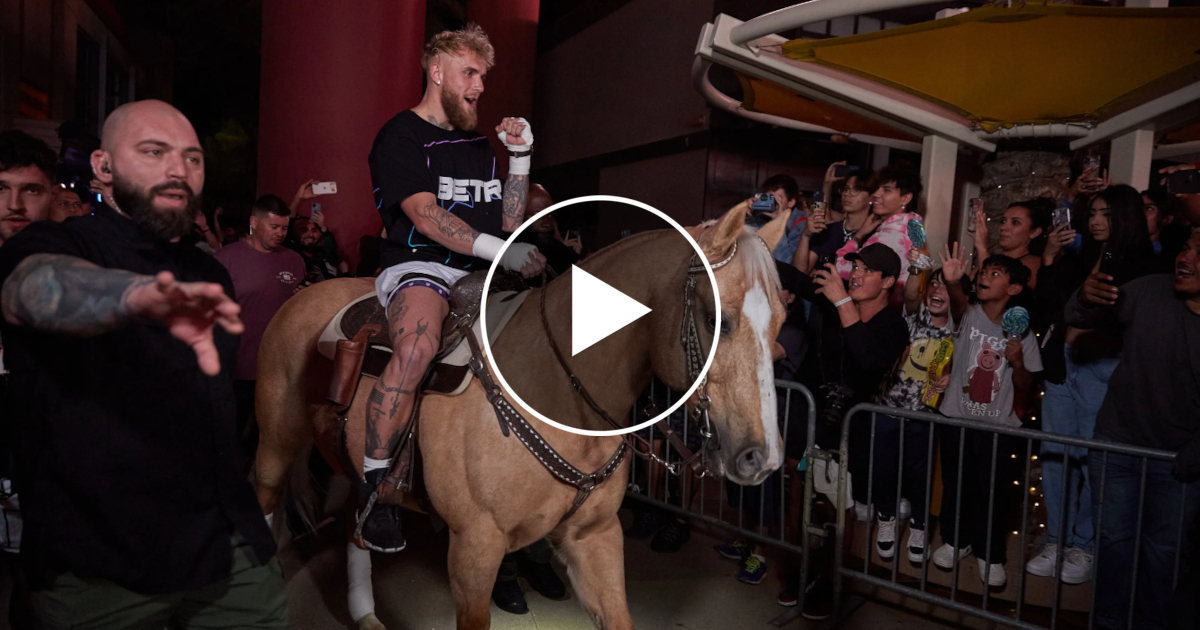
[670,205,789,485]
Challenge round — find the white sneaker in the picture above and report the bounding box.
[906,526,927,564]
[978,559,1007,587]
[875,517,897,559]
[1025,543,1058,577]
[853,502,873,522]
[932,543,972,570]
[899,498,911,521]
[1061,547,1093,585]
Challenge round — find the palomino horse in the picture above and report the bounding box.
[253,204,789,629]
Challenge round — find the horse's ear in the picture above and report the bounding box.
[757,210,788,253]
[702,201,748,261]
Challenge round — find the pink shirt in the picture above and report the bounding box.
[836,212,923,287]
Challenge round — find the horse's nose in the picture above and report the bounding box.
[735,447,768,479]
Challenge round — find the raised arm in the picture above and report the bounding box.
[2,254,242,374]
[500,174,528,232]
[938,242,970,322]
[496,117,533,231]
[903,248,924,314]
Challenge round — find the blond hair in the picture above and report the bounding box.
[422,23,495,71]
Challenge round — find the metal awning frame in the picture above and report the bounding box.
[697,0,1200,155]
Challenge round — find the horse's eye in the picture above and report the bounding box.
[706,316,717,331]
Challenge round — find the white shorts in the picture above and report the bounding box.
[375,261,471,308]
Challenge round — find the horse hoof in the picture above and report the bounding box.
[356,613,386,630]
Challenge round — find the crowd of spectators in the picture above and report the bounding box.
[631,156,1200,630]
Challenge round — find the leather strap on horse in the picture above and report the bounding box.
[461,320,627,520]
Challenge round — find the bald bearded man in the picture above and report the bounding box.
[0,100,287,629]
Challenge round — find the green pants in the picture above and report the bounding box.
[29,536,288,630]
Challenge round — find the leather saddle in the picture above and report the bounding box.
[318,271,528,403]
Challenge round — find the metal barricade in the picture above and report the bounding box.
[822,402,1193,630]
[624,380,817,559]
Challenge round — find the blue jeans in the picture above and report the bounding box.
[1040,345,1116,554]
[1089,438,1200,630]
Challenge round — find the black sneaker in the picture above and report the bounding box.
[624,506,664,539]
[650,518,691,553]
[491,579,529,615]
[518,556,568,600]
[356,469,406,553]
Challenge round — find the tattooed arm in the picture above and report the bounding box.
[2,254,243,374]
[400,192,480,255]
[501,174,528,232]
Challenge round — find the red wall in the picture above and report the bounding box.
[466,0,540,180]
[257,0,426,267]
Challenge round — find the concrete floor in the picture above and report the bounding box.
[0,511,1014,630]
[279,512,1005,630]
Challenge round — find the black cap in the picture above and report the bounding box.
[775,260,806,296]
[845,242,901,279]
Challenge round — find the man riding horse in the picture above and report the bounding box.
[361,23,547,552]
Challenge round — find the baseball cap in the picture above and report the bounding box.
[845,243,901,279]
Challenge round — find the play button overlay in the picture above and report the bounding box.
[481,194,722,437]
[571,266,651,356]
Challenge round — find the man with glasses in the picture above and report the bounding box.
[49,183,88,222]
[794,164,876,275]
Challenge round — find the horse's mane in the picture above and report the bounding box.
[737,227,781,292]
[576,222,780,293]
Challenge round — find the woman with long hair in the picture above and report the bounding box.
[1027,184,1156,586]
[972,198,1053,288]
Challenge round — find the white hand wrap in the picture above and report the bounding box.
[497,117,534,176]
[471,234,539,273]
[499,243,539,273]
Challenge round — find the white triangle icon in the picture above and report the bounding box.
[571,265,652,356]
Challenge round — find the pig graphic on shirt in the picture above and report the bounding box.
[967,342,1003,404]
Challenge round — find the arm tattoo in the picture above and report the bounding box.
[1,254,154,337]
[501,174,529,231]
[417,199,479,251]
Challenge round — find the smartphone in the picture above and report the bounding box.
[1052,205,1071,229]
[1099,251,1121,277]
[817,252,836,268]
[833,164,859,178]
[311,202,322,214]
[565,229,580,241]
[810,191,826,218]
[1166,169,1200,195]
[312,181,337,195]
[1083,155,1102,173]
[967,198,983,232]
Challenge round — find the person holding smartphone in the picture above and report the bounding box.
[795,166,874,275]
[1027,185,1156,585]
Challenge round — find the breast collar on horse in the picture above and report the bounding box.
[460,239,741,521]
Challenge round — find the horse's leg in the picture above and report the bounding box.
[346,541,385,630]
[253,374,312,519]
[447,527,507,630]
[556,517,633,630]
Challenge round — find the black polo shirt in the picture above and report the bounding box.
[0,203,275,593]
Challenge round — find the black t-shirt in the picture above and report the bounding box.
[809,221,852,264]
[369,110,504,271]
[0,204,275,593]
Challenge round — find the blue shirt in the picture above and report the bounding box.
[772,208,808,264]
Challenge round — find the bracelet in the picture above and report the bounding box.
[833,296,853,308]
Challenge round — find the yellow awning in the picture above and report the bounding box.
[738,73,921,143]
[778,3,1200,133]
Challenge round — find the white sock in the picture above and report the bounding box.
[363,457,391,472]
